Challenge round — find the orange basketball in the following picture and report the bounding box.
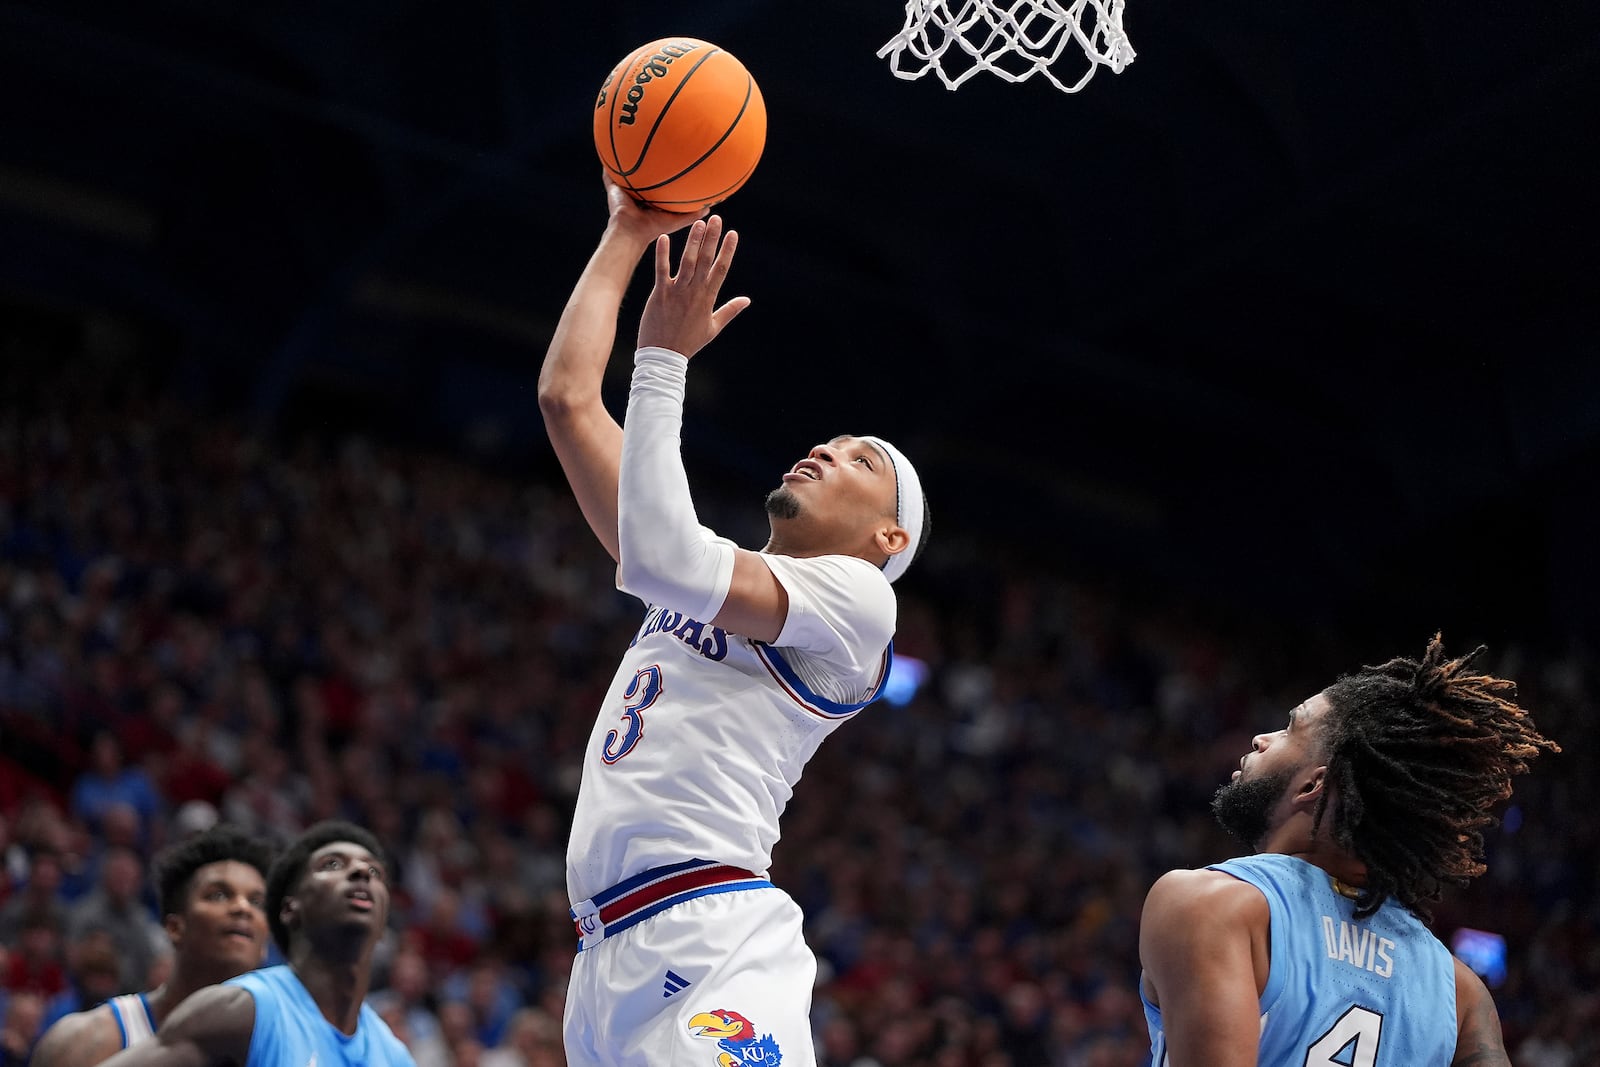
[593,38,766,213]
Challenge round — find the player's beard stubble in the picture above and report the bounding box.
[765,486,802,520]
[1211,769,1293,851]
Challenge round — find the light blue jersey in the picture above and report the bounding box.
[1143,853,1457,1066]
[227,964,415,1067]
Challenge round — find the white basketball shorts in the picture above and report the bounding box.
[563,886,817,1067]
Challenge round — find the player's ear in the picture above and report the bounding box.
[1293,765,1328,806]
[164,913,186,947]
[875,523,910,559]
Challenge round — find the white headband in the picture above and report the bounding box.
[861,435,924,584]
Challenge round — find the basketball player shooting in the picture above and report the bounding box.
[538,175,929,1066]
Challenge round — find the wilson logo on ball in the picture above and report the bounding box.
[593,37,767,214]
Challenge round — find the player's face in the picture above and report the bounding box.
[769,436,898,534]
[293,841,390,942]
[1230,693,1328,787]
[175,860,269,974]
[1211,693,1331,847]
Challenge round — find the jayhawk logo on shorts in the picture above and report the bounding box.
[687,1008,783,1066]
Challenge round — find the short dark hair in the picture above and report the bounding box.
[152,825,276,919]
[911,489,931,566]
[265,820,388,955]
[1317,635,1559,920]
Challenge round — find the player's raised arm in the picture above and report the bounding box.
[538,174,706,562]
[96,985,255,1067]
[614,215,800,641]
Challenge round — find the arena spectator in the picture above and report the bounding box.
[65,849,161,993]
[68,735,158,847]
[0,851,68,946]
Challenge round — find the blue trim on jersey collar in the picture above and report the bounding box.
[756,641,894,718]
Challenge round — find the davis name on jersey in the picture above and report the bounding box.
[1321,916,1397,978]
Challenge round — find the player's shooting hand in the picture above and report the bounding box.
[636,215,751,359]
[603,171,706,246]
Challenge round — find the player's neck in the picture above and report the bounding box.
[764,520,879,565]
[1271,826,1367,889]
[145,969,216,1026]
[1253,808,1357,879]
[290,944,375,1035]
[762,517,816,558]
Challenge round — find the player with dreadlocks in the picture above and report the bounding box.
[1138,635,1559,1066]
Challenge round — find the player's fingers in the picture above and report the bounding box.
[676,218,708,281]
[710,295,751,335]
[654,233,672,283]
[692,216,724,284]
[662,206,709,235]
[709,228,739,286]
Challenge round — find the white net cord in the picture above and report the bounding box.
[878,0,1136,93]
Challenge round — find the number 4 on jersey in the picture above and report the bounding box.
[1151,1003,1383,1067]
[602,664,663,764]
[1306,1005,1383,1067]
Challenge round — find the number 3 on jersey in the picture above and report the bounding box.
[602,664,663,764]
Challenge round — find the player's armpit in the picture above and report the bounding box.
[97,986,256,1067]
[1139,868,1268,1067]
[29,1007,122,1067]
[1452,959,1511,1066]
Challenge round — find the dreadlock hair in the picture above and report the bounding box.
[152,825,276,920]
[265,820,387,955]
[1316,634,1559,921]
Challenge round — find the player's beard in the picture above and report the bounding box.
[1211,769,1292,850]
[765,486,802,520]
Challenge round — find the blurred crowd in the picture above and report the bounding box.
[0,370,1594,1066]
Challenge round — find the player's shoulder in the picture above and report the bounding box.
[31,1003,124,1067]
[361,1004,419,1065]
[763,551,894,612]
[771,550,889,582]
[226,962,285,990]
[1143,866,1269,926]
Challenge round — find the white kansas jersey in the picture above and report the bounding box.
[567,549,896,903]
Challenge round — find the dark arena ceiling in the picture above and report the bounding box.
[2,1,1598,637]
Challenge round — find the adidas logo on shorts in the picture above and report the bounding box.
[662,970,692,998]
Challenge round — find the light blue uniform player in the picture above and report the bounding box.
[1140,646,1559,1067]
[1143,854,1457,1065]
[228,965,413,1067]
[95,821,415,1067]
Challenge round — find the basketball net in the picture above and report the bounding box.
[879,0,1135,93]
